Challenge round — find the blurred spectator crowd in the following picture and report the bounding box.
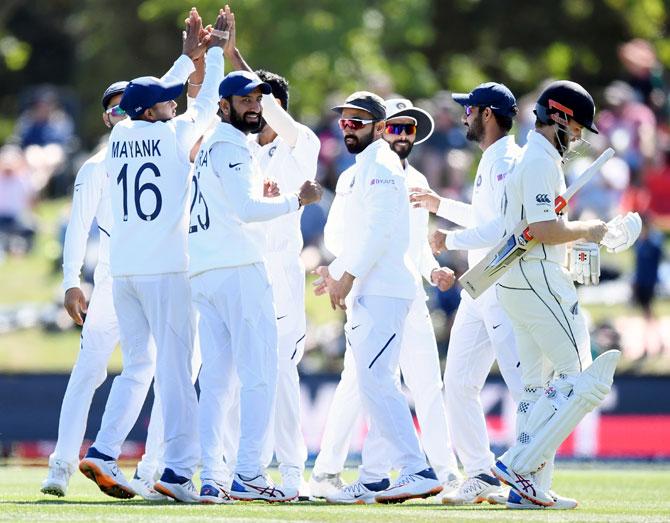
[1,38,668,368]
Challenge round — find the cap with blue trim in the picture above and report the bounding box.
[219,71,272,98]
[452,82,518,118]
[119,76,185,118]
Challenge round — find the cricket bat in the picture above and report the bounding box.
[458,147,614,299]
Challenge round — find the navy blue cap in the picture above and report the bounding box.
[452,82,518,117]
[332,91,386,121]
[119,76,185,118]
[219,71,272,99]
[101,81,129,110]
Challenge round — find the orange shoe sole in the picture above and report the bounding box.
[79,460,135,499]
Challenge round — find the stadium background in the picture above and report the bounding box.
[1,0,669,464]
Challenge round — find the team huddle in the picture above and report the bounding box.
[40,6,642,509]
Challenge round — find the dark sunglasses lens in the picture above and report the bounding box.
[386,124,416,135]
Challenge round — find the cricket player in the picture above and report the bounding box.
[411,83,524,505]
[313,91,442,504]
[489,81,618,508]
[41,31,211,500]
[78,7,227,503]
[309,98,461,503]
[219,34,320,495]
[190,69,322,503]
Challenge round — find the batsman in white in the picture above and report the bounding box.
[215,35,320,496]
[77,7,227,503]
[313,91,442,505]
[489,81,627,508]
[41,34,210,500]
[411,83,524,505]
[189,67,322,502]
[309,97,462,504]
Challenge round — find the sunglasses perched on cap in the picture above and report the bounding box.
[338,118,380,130]
[105,105,127,118]
[385,123,417,136]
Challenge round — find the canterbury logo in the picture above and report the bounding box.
[535,194,551,204]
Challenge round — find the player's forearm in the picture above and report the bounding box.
[226,46,252,72]
[261,94,299,147]
[160,54,195,85]
[437,197,474,227]
[528,219,590,245]
[446,216,504,250]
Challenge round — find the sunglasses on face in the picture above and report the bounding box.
[385,123,417,136]
[105,105,127,118]
[338,118,379,130]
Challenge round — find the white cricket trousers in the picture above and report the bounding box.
[192,263,278,479]
[443,286,523,477]
[343,294,428,478]
[92,272,198,478]
[496,259,590,388]
[313,297,459,483]
[262,253,307,476]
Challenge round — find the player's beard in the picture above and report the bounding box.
[344,128,375,154]
[390,139,414,160]
[466,112,484,142]
[230,105,263,134]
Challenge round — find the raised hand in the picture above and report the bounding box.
[182,7,206,61]
[207,5,232,50]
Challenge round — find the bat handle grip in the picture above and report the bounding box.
[554,195,567,213]
[522,227,534,242]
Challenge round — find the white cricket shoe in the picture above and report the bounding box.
[486,485,511,505]
[438,473,505,505]
[41,458,74,497]
[230,472,298,502]
[507,489,578,509]
[153,468,200,503]
[130,468,169,501]
[281,467,310,501]
[79,449,135,499]
[325,479,390,504]
[309,472,347,499]
[200,480,233,504]
[375,467,443,504]
[492,460,554,507]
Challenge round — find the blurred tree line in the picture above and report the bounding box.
[0,0,667,149]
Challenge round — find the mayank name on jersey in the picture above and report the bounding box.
[111,139,162,159]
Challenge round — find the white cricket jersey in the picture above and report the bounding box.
[325,139,416,301]
[62,147,113,290]
[188,122,300,277]
[500,130,567,267]
[250,121,319,256]
[440,135,520,268]
[106,47,224,277]
[401,161,439,300]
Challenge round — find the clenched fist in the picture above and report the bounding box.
[431,267,456,291]
[298,180,323,206]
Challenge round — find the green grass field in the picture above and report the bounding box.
[1,466,669,522]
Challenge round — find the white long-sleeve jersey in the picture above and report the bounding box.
[249,94,320,257]
[402,161,440,300]
[439,135,520,268]
[325,139,416,301]
[106,47,224,277]
[188,122,300,277]
[61,54,197,288]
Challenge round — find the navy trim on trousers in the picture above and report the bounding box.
[290,334,306,360]
[368,333,396,369]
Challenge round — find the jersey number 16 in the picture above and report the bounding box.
[116,162,162,222]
